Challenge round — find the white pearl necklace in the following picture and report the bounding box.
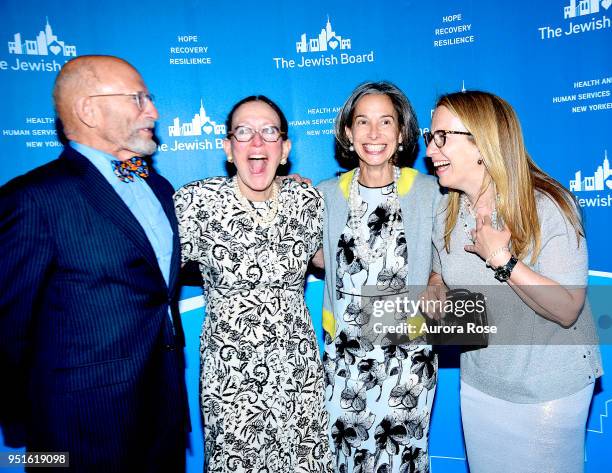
[348,167,401,264]
[459,194,498,243]
[232,176,280,228]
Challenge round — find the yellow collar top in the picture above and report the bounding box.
[338,167,418,199]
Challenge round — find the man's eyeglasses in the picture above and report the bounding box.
[227,125,285,143]
[88,92,155,112]
[423,130,472,148]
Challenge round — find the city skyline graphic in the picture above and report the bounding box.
[564,0,609,19]
[295,16,351,53]
[570,150,611,192]
[8,17,76,56]
[168,99,226,137]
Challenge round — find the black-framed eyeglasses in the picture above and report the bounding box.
[88,91,155,112]
[227,125,285,142]
[423,129,472,148]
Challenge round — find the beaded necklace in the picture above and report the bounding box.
[348,167,401,263]
[459,193,498,242]
[232,176,280,228]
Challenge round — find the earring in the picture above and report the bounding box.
[280,157,287,165]
[227,155,234,163]
[477,158,483,165]
[349,144,354,152]
[398,144,404,152]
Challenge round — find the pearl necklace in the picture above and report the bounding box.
[232,176,280,228]
[459,194,498,243]
[348,167,401,264]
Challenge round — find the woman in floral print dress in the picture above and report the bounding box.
[317,82,441,472]
[174,96,332,473]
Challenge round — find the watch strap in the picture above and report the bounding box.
[494,255,518,282]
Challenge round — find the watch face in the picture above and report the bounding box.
[495,268,511,282]
[494,256,517,282]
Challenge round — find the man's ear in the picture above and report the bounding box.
[74,96,97,128]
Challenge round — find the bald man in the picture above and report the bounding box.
[0,56,188,472]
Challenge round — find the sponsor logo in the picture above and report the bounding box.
[295,15,351,53]
[157,99,225,152]
[1,17,76,72]
[8,17,76,57]
[570,150,612,207]
[565,0,609,18]
[168,99,225,137]
[273,16,374,69]
[571,150,612,192]
[538,0,611,40]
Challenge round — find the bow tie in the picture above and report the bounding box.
[112,157,149,183]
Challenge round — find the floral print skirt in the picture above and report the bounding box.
[201,289,333,473]
[324,336,437,473]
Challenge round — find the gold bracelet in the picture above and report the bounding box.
[486,246,510,268]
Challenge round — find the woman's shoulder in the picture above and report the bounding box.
[534,190,579,229]
[281,178,323,204]
[435,192,450,213]
[410,170,440,195]
[535,189,566,210]
[315,175,341,197]
[175,176,231,195]
[413,170,438,184]
[400,170,444,216]
[432,193,449,233]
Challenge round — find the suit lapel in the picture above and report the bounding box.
[63,148,163,281]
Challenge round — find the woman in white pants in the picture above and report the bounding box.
[423,90,602,473]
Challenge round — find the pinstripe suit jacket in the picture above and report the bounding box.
[0,146,188,472]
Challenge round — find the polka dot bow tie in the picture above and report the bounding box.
[112,157,149,183]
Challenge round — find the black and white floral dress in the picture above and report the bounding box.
[325,182,437,473]
[174,177,333,473]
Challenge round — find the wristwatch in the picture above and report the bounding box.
[494,255,518,282]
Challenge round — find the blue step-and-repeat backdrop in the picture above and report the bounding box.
[1,0,611,471]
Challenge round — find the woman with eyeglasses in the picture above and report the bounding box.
[423,90,602,472]
[174,95,333,472]
[316,82,441,472]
